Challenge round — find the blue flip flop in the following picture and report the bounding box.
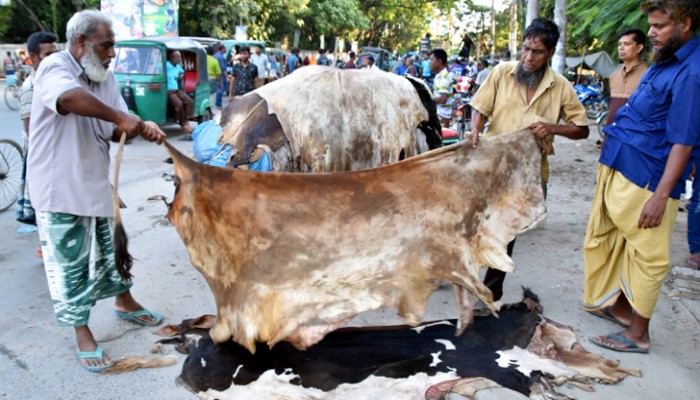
[77,344,112,373]
[586,307,630,328]
[590,332,649,354]
[114,308,163,327]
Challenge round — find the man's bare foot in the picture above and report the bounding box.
[35,245,43,259]
[114,290,159,325]
[75,326,112,368]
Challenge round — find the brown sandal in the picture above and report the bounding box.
[688,254,700,270]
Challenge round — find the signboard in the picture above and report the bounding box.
[235,25,247,41]
[101,0,179,40]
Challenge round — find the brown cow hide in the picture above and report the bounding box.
[220,66,430,172]
[162,129,547,353]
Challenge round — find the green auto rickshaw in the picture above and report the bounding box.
[111,37,213,126]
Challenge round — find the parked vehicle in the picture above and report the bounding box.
[111,37,213,125]
[573,82,608,119]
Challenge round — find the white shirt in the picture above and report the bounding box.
[433,67,454,119]
[250,52,269,79]
[28,50,128,217]
[475,68,491,86]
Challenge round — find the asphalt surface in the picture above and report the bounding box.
[0,82,698,399]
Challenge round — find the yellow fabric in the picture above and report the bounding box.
[207,55,221,78]
[470,61,588,183]
[582,164,678,318]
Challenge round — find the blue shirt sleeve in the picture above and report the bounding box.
[666,70,700,146]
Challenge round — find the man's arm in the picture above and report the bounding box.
[529,122,589,140]
[57,87,164,144]
[638,144,693,229]
[434,93,448,105]
[228,73,236,100]
[469,109,487,148]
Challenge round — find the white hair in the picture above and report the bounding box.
[66,10,113,44]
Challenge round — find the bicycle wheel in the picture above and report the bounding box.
[4,85,19,111]
[0,139,23,212]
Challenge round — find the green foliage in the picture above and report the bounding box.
[0,5,12,39]
[0,0,652,65]
[567,0,646,55]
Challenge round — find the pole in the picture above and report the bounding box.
[490,0,496,61]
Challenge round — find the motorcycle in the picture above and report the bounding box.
[441,75,473,146]
[573,82,608,120]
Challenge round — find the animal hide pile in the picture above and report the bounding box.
[154,291,640,399]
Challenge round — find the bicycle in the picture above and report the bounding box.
[4,74,20,111]
[0,138,23,212]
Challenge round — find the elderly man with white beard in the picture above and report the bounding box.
[27,10,166,372]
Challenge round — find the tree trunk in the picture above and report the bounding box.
[16,0,46,32]
[509,0,518,61]
[525,0,539,27]
[551,0,567,74]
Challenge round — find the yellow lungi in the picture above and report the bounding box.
[582,164,678,318]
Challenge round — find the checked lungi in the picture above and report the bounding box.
[36,211,132,326]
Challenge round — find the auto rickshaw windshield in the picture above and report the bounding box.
[111,46,164,75]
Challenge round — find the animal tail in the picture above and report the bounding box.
[405,75,442,150]
[113,132,133,281]
[101,355,178,374]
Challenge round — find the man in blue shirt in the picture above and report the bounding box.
[420,51,432,86]
[583,0,700,354]
[214,44,229,109]
[166,50,194,132]
[287,47,300,74]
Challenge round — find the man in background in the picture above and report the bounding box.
[474,59,491,91]
[287,47,300,74]
[214,44,229,109]
[344,51,356,69]
[206,45,221,95]
[606,28,648,125]
[250,45,269,88]
[316,48,330,66]
[17,31,59,257]
[229,46,258,99]
[430,48,454,128]
[166,50,194,133]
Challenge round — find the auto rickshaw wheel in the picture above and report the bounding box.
[198,108,213,124]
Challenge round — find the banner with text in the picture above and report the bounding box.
[101,0,179,40]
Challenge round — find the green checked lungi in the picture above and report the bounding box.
[36,211,132,326]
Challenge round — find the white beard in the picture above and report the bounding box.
[80,47,109,82]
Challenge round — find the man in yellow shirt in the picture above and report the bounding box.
[206,45,221,95]
[468,18,589,310]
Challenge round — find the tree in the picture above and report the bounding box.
[551,0,566,74]
[567,0,646,56]
[525,0,538,26]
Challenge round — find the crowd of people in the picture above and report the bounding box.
[7,0,700,376]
